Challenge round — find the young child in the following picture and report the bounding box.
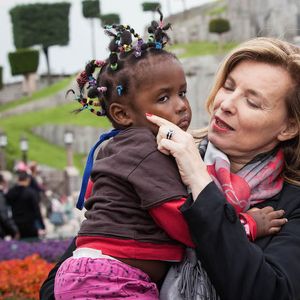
[54,11,287,300]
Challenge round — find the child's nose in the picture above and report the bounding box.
[175,97,188,113]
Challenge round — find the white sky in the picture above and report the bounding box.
[0,0,212,83]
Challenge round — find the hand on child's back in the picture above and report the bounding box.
[247,206,288,238]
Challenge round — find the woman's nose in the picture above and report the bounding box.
[219,94,237,114]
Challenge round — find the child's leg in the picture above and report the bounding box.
[54,251,159,299]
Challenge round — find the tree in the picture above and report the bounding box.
[8,49,39,95]
[0,66,3,90]
[100,13,120,27]
[142,2,161,19]
[10,2,71,83]
[82,0,101,58]
[209,18,230,51]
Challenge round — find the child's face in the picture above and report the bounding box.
[128,58,192,133]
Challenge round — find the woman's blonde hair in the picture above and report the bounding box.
[194,37,300,185]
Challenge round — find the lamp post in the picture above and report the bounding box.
[0,132,7,170]
[64,131,74,167]
[20,137,29,164]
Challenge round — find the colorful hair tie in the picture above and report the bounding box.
[97,86,107,93]
[110,63,118,71]
[155,42,162,49]
[116,85,123,96]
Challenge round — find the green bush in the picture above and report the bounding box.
[209,18,230,34]
[8,49,39,76]
[82,0,100,18]
[0,66,3,90]
[100,13,120,26]
[10,3,71,49]
[142,2,160,12]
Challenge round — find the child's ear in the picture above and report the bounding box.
[109,102,133,126]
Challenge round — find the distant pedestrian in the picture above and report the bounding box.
[6,171,45,239]
[0,174,19,240]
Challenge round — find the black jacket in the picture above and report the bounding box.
[0,190,18,238]
[6,185,45,231]
[181,182,300,300]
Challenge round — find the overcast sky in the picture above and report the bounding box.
[0,0,212,83]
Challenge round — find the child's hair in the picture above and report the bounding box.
[69,9,178,129]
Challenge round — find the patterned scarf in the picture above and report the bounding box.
[199,139,284,213]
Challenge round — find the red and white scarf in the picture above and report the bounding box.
[200,140,284,213]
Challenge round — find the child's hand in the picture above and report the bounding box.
[247,206,288,238]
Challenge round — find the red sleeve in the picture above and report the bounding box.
[85,179,94,200]
[239,212,257,241]
[149,198,195,248]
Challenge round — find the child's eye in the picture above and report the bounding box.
[158,95,169,103]
[179,91,187,98]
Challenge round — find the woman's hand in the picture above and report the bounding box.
[146,114,212,198]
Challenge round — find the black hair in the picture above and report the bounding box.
[18,171,29,182]
[71,8,177,129]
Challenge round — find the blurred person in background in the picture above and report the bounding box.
[6,171,45,239]
[28,161,45,203]
[0,174,19,240]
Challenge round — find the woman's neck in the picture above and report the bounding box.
[229,157,249,173]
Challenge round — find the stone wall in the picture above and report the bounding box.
[32,124,108,154]
[165,0,300,44]
[182,54,223,129]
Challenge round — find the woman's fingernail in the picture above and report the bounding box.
[145,113,153,117]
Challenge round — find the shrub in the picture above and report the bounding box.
[8,49,39,76]
[142,2,160,12]
[209,18,231,34]
[82,0,100,18]
[100,13,120,26]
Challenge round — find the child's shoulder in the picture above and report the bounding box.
[101,127,158,159]
[117,127,157,148]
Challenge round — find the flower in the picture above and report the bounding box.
[0,254,54,300]
[0,239,72,262]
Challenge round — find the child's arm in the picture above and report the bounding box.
[240,206,288,240]
[149,198,195,248]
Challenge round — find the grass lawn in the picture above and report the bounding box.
[0,76,74,113]
[0,101,111,171]
[169,40,237,58]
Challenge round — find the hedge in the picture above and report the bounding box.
[8,49,39,76]
[100,13,120,26]
[82,0,100,18]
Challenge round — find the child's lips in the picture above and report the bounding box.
[178,117,190,130]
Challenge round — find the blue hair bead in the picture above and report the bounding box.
[155,42,162,49]
[116,85,123,96]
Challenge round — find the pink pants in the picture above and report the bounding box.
[54,256,159,299]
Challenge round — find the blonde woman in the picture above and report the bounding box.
[148,37,300,300]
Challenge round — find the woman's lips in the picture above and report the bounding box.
[213,116,234,131]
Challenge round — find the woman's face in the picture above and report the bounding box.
[208,60,296,166]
